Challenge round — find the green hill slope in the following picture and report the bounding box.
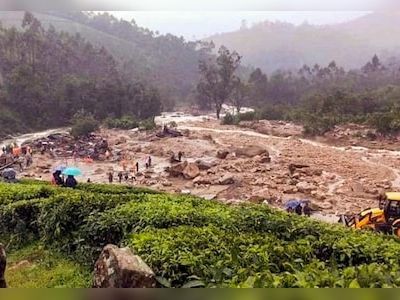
[0,11,207,104]
[206,12,400,72]
[2,181,400,288]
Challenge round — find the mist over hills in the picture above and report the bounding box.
[206,12,400,72]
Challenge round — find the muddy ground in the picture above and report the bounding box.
[17,114,400,219]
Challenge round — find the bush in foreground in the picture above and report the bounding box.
[2,181,400,287]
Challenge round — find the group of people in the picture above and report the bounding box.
[107,155,153,184]
[52,170,78,188]
[1,143,33,171]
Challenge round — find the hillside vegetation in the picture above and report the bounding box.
[207,12,400,72]
[0,12,162,137]
[0,11,212,106]
[2,181,400,287]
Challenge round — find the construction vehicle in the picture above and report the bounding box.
[339,192,400,237]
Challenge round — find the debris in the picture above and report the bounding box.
[216,150,230,159]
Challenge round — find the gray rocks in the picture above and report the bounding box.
[166,161,200,179]
[219,174,235,185]
[93,244,156,288]
[234,145,269,158]
[195,159,217,170]
[193,176,212,185]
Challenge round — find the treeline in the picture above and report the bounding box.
[197,50,400,135]
[0,12,162,137]
[49,11,213,108]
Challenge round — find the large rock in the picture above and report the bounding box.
[193,176,212,185]
[296,181,317,193]
[217,150,230,159]
[234,145,269,158]
[0,244,6,288]
[350,182,364,194]
[182,163,200,179]
[93,244,156,288]
[195,159,217,170]
[166,162,187,177]
[219,174,235,185]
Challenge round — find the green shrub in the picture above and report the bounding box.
[237,111,257,121]
[222,112,239,125]
[70,111,99,138]
[140,117,157,131]
[104,116,139,130]
[3,181,400,287]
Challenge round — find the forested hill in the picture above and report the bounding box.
[0,12,162,137]
[206,12,400,73]
[0,11,212,107]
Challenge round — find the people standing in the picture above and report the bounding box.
[25,152,32,167]
[178,151,183,162]
[108,172,113,184]
[148,156,152,167]
[135,161,139,173]
[118,171,123,183]
[52,170,64,186]
[65,175,77,188]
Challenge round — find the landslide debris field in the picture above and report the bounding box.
[18,113,400,217]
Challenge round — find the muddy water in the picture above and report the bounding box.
[0,128,69,149]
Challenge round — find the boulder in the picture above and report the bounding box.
[195,159,217,170]
[248,195,265,204]
[350,182,364,194]
[182,163,200,179]
[283,186,298,194]
[217,150,230,159]
[259,155,271,163]
[193,176,212,185]
[165,162,187,177]
[296,181,317,193]
[161,180,172,187]
[219,174,235,185]
[0,244,6,288]
[93,244,156,288]
[234,145,268,158]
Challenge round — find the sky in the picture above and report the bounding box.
[110,11,369,40]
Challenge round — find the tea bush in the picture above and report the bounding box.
[2,181,400,287]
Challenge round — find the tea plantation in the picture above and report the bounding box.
[1,181,400,288]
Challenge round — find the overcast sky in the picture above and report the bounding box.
[109,11,369,40]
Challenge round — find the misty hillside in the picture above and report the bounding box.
[0,11,209,105]
[206,12,400,72]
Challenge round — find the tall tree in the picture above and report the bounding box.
[197,46,241,118]
[231,78,249,114]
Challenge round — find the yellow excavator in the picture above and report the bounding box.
[339,192,400,237]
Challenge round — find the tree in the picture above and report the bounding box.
[197,46,241,118]
[248,68,268,105]
[231,78,249,114]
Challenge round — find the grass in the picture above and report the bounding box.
[5,243,91,288]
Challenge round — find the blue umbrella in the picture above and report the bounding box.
[285,199,301,210]
[62,167,82,176]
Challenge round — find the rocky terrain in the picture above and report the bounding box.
[11,113,400,220]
